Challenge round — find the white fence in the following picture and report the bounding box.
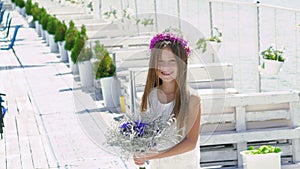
[92,0,300,93]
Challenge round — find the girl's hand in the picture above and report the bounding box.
[133,153,146,166]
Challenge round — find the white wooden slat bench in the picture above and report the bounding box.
[187,63,237,97]
[123,63,300,168]
[89,35,151,49]
[200,91,300,168]
[55,13,94,21]
[112,48,150,73]
[110,48,150,111]
[126,63,238,114]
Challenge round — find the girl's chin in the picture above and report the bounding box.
[159,75,175,82]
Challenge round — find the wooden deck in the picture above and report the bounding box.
[0,9,135,169]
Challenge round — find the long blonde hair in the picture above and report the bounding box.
[141,38,190,127]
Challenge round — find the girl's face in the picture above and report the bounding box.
[156,47,178,82]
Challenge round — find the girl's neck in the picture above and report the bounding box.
[161,81,176,94]
[157,81,176,103]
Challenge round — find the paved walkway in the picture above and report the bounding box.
[0,9,136,169]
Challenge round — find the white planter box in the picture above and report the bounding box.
[26,15,35,28]
[58,41,68,62]
[45,31,49,46]
[262,59,283,75]
[48,34,59,53]
[42,30,47,41]
[20,7,26,17]
[100,76,121,108]
[67,51,79,75]
[35,22,42,37]
[78,60,93,87]
[240,151,282,169]
[209,41,221,52]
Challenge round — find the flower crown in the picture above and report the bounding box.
[149,33,191,56]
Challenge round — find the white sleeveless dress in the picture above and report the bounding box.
[148,88,201,169]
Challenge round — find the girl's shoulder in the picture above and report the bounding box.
[189,94,201,107]
[187,89,201,116]
[188,88,201,102]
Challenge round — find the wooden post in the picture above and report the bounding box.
[129,69,136,113]
[235,106,247,167]
[290,100,300,162]
[93,0,101,19]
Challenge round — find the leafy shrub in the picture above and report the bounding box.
[246,145,282,155]
[54,21,67,42]
[64,20,78,51]
[77,46,93,62]
[41,13,50,30]
[70,25,88,63]
[93,41,116,79]
[46,15,58,35]
[196,27,222,53]
[261,46,285,62]
[25,0,32,15]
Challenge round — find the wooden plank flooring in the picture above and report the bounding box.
[0,8,135,169]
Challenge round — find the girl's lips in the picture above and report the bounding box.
[161,71,172,76]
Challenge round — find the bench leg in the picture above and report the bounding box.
[292,138,300,163]
[237,142,247,167]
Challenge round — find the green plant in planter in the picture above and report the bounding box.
[136,17,154,27]
[25,0,32,15]
[260,46,285,69]
[41,13,50,30]
[122,8,133,20]
[38,8,47,24]
[93,41,116,79]
[70,25,88,64]
[103,7,118,20]
[261,46,285,62]
[31,3,39,21]
[196,27,222,53]
[64,20,78,51]
[87,1,93,12]
[245,145,282,155]
[46,15,58,35]
[15,0,25,8]
[31,4,45,22]
[93,40,109,60]
[77,46,93,62]
[54,21,67,42]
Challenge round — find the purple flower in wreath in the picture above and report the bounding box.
[149,32,191,56]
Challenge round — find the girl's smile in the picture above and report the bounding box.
[157,48,178,82]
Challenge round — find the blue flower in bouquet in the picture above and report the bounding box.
[120,122,132,134]
[105,111,182,159]
[135,121,148,137]
[120,121,149,137]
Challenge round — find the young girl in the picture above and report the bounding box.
[134,32,201,169]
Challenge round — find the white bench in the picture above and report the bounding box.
[111,48,150,110]
[200,91,300,168]
[112,48,150,72]
[126,63,238,114]
[55,13,94,21]
[89,35,151,49]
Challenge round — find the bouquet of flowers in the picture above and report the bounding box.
[105,110,182,168]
